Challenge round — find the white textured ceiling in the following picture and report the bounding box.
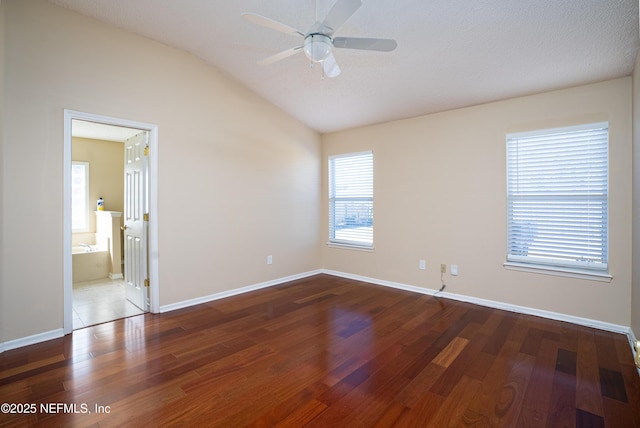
[49,0,639,133]
[72,120,143,142]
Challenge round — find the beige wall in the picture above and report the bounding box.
[0,1,5,344]
[72,137,124,234]
[0,0,635,346]
[633,51,640,337]
[1,0,321,342]
[322,78,633,326]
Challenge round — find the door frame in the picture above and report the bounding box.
[63,109,159,334]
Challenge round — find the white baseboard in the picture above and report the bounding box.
[322,269,629,335]
[159,269,324,313]
[0,328,64,353]
[1,269,634,363]
[109,273,123,280]
[628,328,640,376]
[629,327,637,349]
[1,270,323,353]
[331,267,636,374]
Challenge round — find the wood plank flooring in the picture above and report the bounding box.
[1,274,639,427]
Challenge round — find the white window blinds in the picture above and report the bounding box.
[506,123,608,272]
[329,151,373,247]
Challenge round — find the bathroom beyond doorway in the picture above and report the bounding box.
[63,110,160,335]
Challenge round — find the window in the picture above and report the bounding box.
[328,151,373,248]
[71,161,90,232]
[506,123,608,275]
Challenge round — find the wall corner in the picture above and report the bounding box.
[632,47,640,338]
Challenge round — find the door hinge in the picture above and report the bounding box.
[144,278,150,287]
[143,213,149,222]
[144,145,149,156]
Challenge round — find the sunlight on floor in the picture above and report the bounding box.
[72,278,144,329]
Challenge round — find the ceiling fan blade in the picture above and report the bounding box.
[333,37,397,52]
[322,52,341,78]
[242,13,304,37]
[258,46,304,65]
[320,0,362,35]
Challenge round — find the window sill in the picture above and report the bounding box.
[327,242,374,252]
[503,261,612,283]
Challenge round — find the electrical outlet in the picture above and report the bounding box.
[419,260,426,270]
[440,264,446,274]
[267,255,273,265]
[451,264,458,276]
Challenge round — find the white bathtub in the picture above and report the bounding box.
[72,239,111,283]
[72,245,103,254]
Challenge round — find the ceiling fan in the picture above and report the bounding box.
[242,0,397,78]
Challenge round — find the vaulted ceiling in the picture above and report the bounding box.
[49,0,639,133]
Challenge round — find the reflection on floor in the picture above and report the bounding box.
[72,278,144,329]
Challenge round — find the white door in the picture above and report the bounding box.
[123,132,149,311]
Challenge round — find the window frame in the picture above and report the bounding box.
[328,151,374,250]
[504,122,611,281]
[71,161,90,233]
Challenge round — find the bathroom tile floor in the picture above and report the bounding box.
[72,278,144,329]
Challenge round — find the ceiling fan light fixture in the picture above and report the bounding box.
[304,34,332,62]
[244,0,397,77]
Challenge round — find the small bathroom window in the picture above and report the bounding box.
[72,161,90,232]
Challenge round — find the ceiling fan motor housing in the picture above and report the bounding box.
[243,0,396,77]
[304,34,332,62]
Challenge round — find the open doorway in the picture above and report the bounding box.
[63,110,159,334]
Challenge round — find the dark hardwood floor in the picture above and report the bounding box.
[1,274,639,427]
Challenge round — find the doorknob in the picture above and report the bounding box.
[121,225,128,231]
